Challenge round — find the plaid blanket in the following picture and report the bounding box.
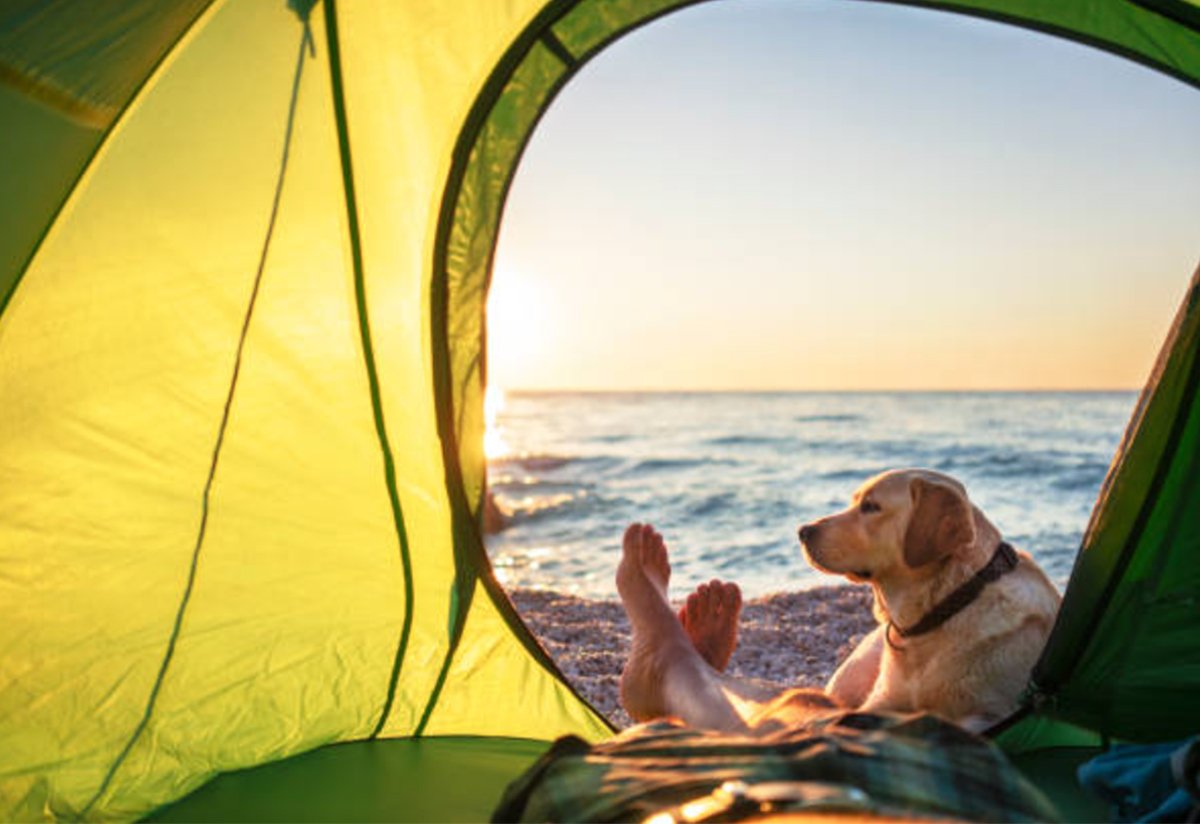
[493,711,1059,822]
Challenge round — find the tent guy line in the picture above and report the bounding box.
[78,18,318,817]
[320,0,418,741]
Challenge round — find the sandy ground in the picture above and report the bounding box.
[510,584,876,728]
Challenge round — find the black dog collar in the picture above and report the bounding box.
[887,541,1019,647]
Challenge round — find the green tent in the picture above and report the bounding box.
[0,0,1197,820]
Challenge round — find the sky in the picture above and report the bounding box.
[487,0,1200,391]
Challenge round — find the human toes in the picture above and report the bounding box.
[643,526,669,576]
[623,522,645,554]
[691,580,716,617]
[720,582,742,614]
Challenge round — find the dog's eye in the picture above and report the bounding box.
[860,499,881,514]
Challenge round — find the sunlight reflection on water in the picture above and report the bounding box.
[484,391,1136,599]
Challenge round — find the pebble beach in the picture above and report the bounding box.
[510,584,877,728]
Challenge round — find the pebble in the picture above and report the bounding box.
[510,584,876,728]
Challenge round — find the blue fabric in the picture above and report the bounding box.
[1077,739,1199,823]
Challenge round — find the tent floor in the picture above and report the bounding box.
[147,736,1111,823]
[1010,747,1109,822]
[145,736,549,823]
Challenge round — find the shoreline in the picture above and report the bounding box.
[510,584,877,728]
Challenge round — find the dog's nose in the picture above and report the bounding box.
[798,524,817,544]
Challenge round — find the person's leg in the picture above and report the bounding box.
[679,579,742,671]
[617,523,812,732]
[826,626,884,708]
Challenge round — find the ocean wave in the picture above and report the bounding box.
[693,540,798,573]
[805,438,926,457]
[816,467,889,483]
[499,490,591,524]
[490,453,616,474]
[1021,529,1084,551]
[482,392,1132,598]
[705,434,796,447]
[934,452,1027,476]
[687,491,738,517]
[933,445,1111,482]
[794,413,864,424]
[1049,462,1111,492]
[489,453,574,472]
[629,457,738,473]
[489,477,588,497]
[1007,529,1083,587]
[592,433,633,444]
[741,495,799,518]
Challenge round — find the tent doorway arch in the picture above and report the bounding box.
[436,0,1200,732]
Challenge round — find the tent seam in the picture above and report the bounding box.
[539,29,578,67]
[419,0,584,739]
[412,572,476,736]
[428,0,716,738]
[426,0,596,734]
[81,19,314,815]
[321,0,417,741]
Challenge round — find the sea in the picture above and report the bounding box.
[484,390,1138,600]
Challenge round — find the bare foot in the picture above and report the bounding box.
[679,579,742,671]
[616,523,694,722]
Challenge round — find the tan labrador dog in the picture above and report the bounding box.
[798,468,1060,731]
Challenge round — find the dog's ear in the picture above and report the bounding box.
[903,477,976,567]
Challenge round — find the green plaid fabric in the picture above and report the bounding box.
[493,712,1060,822]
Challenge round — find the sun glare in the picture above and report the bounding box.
[484,384,509,460]
[486,264,552,390]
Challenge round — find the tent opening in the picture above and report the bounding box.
[475,0,1198,728]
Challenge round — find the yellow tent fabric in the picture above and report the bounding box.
[1,2,608,819]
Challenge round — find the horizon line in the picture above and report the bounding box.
[493,386,1142,394]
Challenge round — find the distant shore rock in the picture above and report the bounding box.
[508,584,876,728]
[483,490,510,534]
